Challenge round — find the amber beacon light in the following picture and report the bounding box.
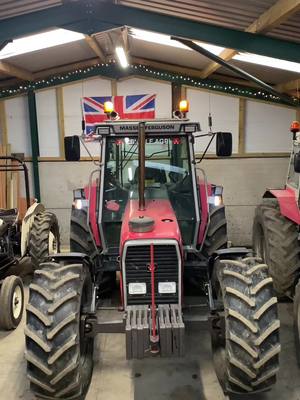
[179,99,189,113]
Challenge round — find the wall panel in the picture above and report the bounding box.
[187,88,239,154]
[6,95,31,156]
[245,101,295,152]
[36,89,60,157]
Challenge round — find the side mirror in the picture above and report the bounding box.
[216,132,232,157]
[64,136,80,161]
[294,152,300,173]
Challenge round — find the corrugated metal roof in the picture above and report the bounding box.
[118,0,300,45]
[118,0,277,31]
[268,11,300,43]
[0,0,63,20]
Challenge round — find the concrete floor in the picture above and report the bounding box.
[0,292,299,400]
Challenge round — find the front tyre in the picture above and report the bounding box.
[0,275,24,330]
[211,257,280,394]
[25,260,94,399]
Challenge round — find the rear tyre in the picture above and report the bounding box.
[25,260,94,400]
[211,257,280,394]
[0,275,24,330]
[202,205,228,257]
[253,199,300,295]
[294,281,300,367]
[29,211,60,269]
[70,208,116,295]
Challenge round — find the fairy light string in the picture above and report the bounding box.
[0,60,297,106]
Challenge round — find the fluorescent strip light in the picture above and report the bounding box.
[131,28,300,73]
[130,28,224,55]
[0,29,85,60]
[233,52,300,73]
[116,46,129,68]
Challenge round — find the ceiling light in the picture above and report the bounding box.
[130,28,300,74]
[0,29,85,60]
[233,52,300,73]
[116,46,129,68]
[130,28,224,55]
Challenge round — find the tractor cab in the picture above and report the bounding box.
[100,120,200,252]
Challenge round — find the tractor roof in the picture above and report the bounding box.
[94,119,201,136]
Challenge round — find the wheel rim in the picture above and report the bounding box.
[12,285,22,320]
[49,231,58,255]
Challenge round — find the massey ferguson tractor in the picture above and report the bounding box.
[24,102,280,399]
[0,156,60,330]
[253,120,300,364]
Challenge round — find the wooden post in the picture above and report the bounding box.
[172,82,183,113]
[0,100,7,146]
[56,87,65,158]
[238,98,246,154]
[111,79,117,96]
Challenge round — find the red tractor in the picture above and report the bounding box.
[253,120,300,362]
[25,105,280,399]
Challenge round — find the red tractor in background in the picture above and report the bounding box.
[253,120,300,363]
[25,102,280,399]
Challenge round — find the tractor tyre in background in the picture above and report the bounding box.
[25,260,94,400]
[202,205,228,257]
[253,199,300,295]
[0,275,24,330]
[29,211,60,269]
[70,208,116,296]
[211,257,280,394]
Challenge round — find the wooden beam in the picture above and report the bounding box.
[201,0,300,79]
[34,58,99,80]
[84,35,106,62]
[0,61,33,81]
[201,48,238,80]
[247,0,300,33]
[276,78,300,92]
[131,56,205,79]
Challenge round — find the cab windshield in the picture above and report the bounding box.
[102,135,197,249]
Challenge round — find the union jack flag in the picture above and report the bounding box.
[82,94,156,135]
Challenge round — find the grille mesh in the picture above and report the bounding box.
[125,244,179,305]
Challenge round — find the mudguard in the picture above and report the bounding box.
[21,202,45,256]
[213,247,250,257]
[264,188,300,225]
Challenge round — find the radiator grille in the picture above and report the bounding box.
[124,244,179,305]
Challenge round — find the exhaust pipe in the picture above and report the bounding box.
[138,122,146,211]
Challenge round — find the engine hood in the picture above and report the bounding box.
[120,199,182,249]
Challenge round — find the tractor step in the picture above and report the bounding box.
[125,304,185,360]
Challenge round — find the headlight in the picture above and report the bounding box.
[213,195,223,206]
[128,282,147,295]
[158,282,176,294]
[73,199,88,209]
